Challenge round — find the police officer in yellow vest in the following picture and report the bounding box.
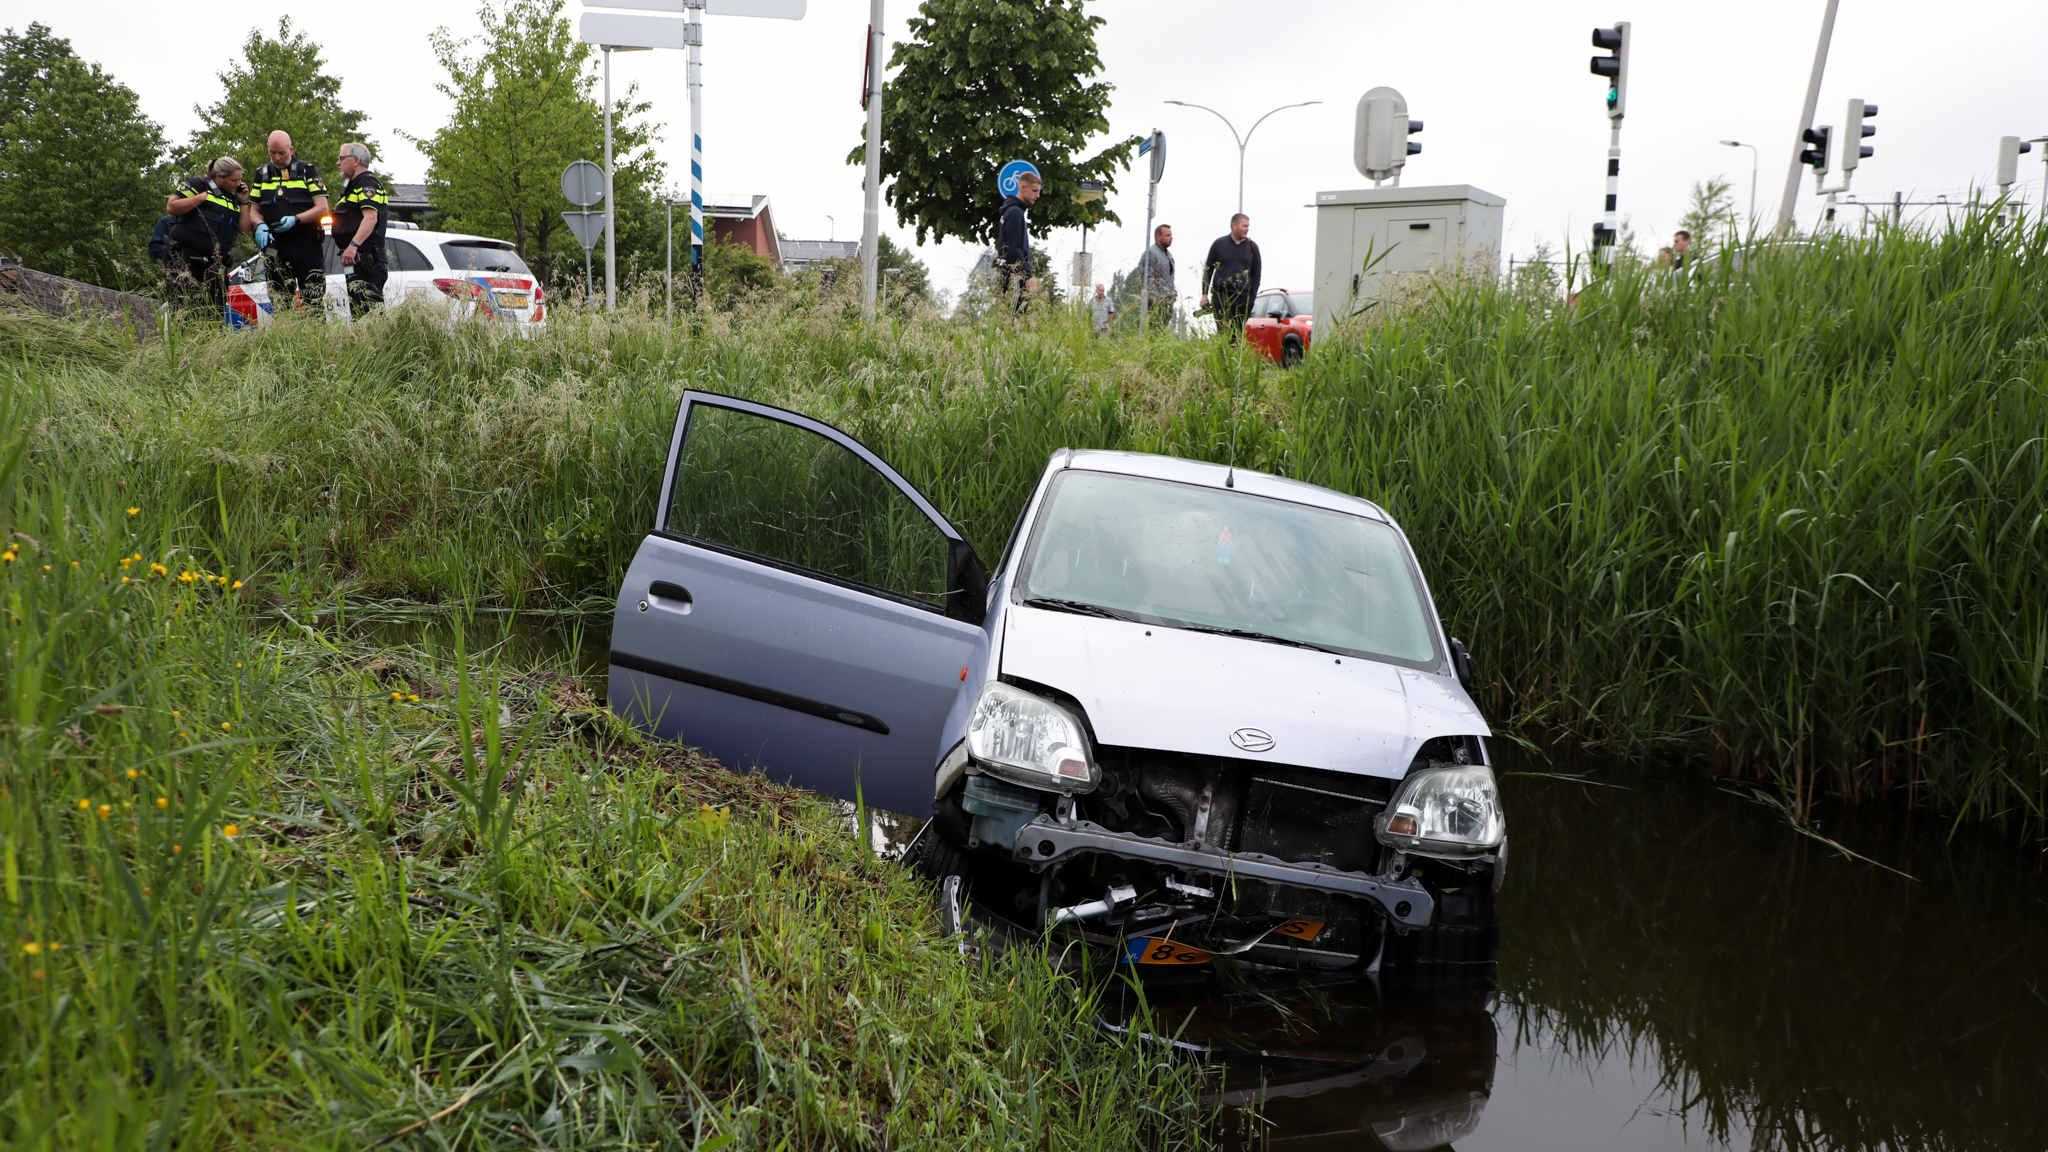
[249,130,330,309]
[165,157,258,316]
[332,141,389,317]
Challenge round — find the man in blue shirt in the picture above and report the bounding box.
[996,171,1041,314]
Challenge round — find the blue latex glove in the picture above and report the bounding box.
[274,214,297,234]
[254,223,273,250]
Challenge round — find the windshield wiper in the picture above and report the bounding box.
[1172,623,1334,653]
[1023,597,1140,621]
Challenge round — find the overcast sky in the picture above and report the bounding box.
[34,0,2048,302]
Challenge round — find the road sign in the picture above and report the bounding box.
[998,160,1040,196]
[1075,180,1105,203]
[561,160,605,207]
[579,11,698,48]
[1140,131,1165,183]
[562,210,608,249]
[584,0,805,15]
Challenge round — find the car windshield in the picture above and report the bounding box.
[1286,292,1313,316]
[440,241,531,274]
[1020,469,1439,666]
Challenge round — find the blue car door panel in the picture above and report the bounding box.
[610,392,984,816]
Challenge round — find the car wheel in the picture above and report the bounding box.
[1281,337,1303,367]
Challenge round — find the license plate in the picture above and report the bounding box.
[493,293,530,309]
[1269,919,1327,942]
[1124,937,1214,965]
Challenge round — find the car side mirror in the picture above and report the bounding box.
[946,540,988,625]
[1449,637,1476,692]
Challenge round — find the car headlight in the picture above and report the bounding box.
[1374,764,1504,858]
[966,681,1099,794]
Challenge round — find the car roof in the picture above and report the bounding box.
[1059,449,1389,523]
[388,229,518,248]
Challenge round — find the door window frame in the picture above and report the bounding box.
[653,391,975,615]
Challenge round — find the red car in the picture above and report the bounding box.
[1245,289,1313,366]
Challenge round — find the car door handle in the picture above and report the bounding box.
[648,581,693,613]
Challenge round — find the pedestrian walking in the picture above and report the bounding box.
[332,142,389,317]
[165,158,257,317]
[250,131,330,310]
[996,171,1040,315]
[1139,223,1175,329]
[1088,283,1115,333]
[1201,214,1260,343]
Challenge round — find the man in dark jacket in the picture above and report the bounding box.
[1201,213,1261,342]
[996,171,1041,314]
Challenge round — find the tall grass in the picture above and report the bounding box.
[8,213,2046,827]
[0,403,1213,1147]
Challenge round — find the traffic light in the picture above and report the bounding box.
[1840,100,1877,173]
[1354,87,1419,184]
[1800,126,1832,177]
[1406,118,1424,158]
[1590,23,1631,120]
[1996,135,2034,190]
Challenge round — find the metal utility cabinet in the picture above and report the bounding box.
[1310,184,1504,329]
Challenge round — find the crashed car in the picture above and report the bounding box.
[609,391,1504,972]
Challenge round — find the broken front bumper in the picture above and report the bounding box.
[1008,815,1437,929]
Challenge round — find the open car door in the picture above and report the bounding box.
[609,392,988,816]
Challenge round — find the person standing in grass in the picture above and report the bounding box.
[1201,213,1260,344]
[249,131,330,311]
[1088,283,1116,332]
[1672,229,1692,269]
[996,171,1041,315]
[332,142,389,317]
[165,157,257,317]
[1140,223,1175,328]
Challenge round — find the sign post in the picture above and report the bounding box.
[1138,130,1164,331]
[581,0,806,280]
[860,0,885,321]
[560,159,607,305]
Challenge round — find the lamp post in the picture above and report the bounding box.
[1719,139,1758,225]
[1164,98,1321,216]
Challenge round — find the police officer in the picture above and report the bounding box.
[249,131,329,309]
[332,141,388,317]
[165,157,258,317]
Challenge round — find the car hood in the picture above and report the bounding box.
[999,606,1488,780]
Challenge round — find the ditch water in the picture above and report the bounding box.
[345,612,2048,1152]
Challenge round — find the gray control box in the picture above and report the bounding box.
[1310,184,1505,330]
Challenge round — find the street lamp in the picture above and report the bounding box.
[1165,98,1322,216]
[1720,139,1758,225]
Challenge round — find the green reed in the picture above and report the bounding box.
[0,400,1213,1148]
[6,211,2045,828]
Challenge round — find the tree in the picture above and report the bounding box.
[408,0,664,286]
[0,23,167,288]
[852,0,1139,247]
[184,19,369,176]
[1678,178,1739,259]
[876,234,930,304]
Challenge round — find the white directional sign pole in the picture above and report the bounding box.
[582,0,806,293]
[604,46,616,309]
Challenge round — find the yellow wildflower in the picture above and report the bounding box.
[221,721,231,731]
[408,694,420,703]
[126,507,139,516]
[126,769,138,779]
[231,580,242,590]
[76,798,89,809]
[120,576,129,584]
[71,561,80,568]
[171,711,180,718]
[96,804,111,819]
[157,797,169,809]
[222,824,240,839]
[21,942,41,956]
[390,691,403,702]
[172,844,182,854]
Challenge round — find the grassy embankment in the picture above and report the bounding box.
[0,410,1213,1146]
[12,213,2045,829]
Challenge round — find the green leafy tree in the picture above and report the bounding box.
[408,0,664,286]
[876,234,930,303]
[0,23,166,288]
[852,0,1138,247]
[1678,177,1739,258]
[184,19,369,176]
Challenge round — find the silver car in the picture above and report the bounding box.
[610,391,1504,973]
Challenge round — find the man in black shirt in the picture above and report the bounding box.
[996,171,1041,315]
[250,131,330,310]
[165,158,256,317]
[332,142,389,317]
[1201,213,1261,343]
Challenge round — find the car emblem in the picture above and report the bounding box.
[1230,727,1275,753]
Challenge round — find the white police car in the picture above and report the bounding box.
[225,223,546,328]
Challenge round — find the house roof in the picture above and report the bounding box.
[781,239,860,269]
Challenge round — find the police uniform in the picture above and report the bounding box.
[332,169,389,316]
[250,157,327,306]
[167,174,246,314]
